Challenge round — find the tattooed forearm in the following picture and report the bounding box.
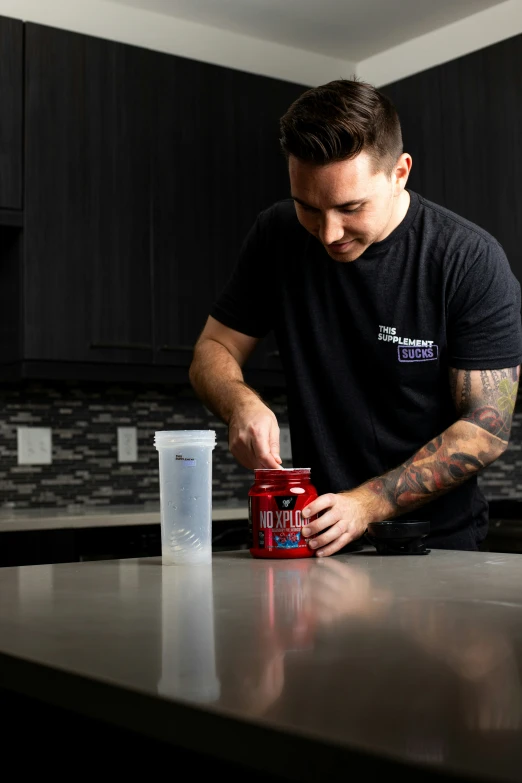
[450,366,520,444]
[365,422,489,512]
[356,366,520,518]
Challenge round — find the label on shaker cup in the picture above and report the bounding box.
[175,454,196,466]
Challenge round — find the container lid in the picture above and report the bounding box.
[154,430,216,449]
[255,467,310,472]
[254,467,310,479]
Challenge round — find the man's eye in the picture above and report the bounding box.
[295,203,361,214]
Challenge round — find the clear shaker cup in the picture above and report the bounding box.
[154,430,216,565]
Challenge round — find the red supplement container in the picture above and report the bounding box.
[249,468,319,559]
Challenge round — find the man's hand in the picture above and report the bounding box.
[301,491,369,557]
[228,401,283,470]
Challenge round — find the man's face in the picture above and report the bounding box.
[289,151,404,262]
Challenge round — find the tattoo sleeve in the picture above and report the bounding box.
[361,366,520,515]
[456,367,519,441]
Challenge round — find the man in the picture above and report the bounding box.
[189,78,522,553]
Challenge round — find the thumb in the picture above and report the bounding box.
[269,423,282,466]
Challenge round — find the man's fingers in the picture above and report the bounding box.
[253,440,282,469]
[302,512,337,541]
[260,453,282,469]
[308,519,349,551]
[315,530,354,558]
[269,426,282,465]
[228,406,282,470]
[302,496,338,537]
[302,493,336,522]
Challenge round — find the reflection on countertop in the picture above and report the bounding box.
[2,549,522,781]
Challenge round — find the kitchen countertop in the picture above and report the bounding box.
[0,500,248,531]
[1,548,522,781]
[0,499,518,535]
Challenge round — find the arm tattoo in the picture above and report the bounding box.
[367,431,487,510]
[461,369,472,410]
[361,366,520,515]
[451,366,520,443]
[479,371,494,404]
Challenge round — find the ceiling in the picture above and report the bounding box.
[109,0,507,60]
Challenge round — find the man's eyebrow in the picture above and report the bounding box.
[291,195,365,209]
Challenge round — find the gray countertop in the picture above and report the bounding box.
[0,500,248,531]
[1,548,522,780]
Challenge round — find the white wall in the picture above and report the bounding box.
[0,0,354,87]
[358,0,522,87]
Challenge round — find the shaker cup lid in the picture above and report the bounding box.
[154,430,216,449]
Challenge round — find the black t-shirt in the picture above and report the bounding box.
[211,190,522,549]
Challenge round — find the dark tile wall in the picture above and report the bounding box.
[0,381,289,509]
[0,381,520,509]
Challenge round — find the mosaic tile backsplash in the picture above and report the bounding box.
[0,381,289,509]
[0,381,520,509]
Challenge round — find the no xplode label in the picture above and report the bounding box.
[248,468,318,559]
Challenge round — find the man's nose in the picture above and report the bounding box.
[319,215,345,246]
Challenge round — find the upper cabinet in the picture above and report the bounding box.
[0,16,23,211]
[380,67,445,207]
[381,34,522,292]
[150,53,222,368]
[151,55,302,373]
[18,23,304,381]
[24,24,154,369]
[437,35,522,288]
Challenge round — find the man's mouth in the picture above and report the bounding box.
[329,239,355,251]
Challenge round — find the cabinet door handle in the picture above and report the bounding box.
[158,345,194,352]
[90,342,153,351]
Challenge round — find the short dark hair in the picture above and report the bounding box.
[279,78,403,175]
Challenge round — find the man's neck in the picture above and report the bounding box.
[379,189,411,242]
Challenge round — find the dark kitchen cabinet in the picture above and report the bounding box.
[380,66,445,206]
[23,24,154,368]
[0,16,23,210]
[0,21,305,383]
[381,33,522,292]
[211,67,303,375]
[437,35,522,288]
[151,55,303,374]
[150,54,220,369]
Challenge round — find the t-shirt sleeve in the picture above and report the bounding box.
[447,238,522,369]
[210,208,275,339]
